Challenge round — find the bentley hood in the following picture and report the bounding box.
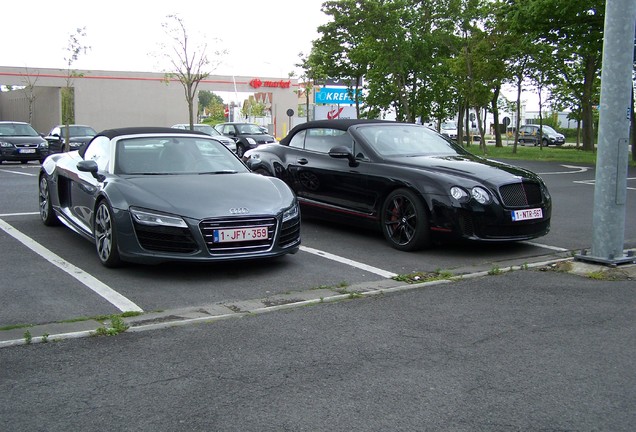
[110,173,296,220]
[389,154,543,184]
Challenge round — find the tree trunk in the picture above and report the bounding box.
[513,75,523,154]
[491,85,502,147]
[457,101,465,147]
[581,56,597,151]
[475,106,486,153]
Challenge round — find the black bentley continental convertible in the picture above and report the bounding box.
[244,119,551,251]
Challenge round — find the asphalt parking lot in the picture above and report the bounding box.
[1,159,635,431]
[0,159,635,344]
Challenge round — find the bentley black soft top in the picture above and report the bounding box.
[279,119,394,146]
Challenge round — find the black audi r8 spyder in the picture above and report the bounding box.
[38,127,300,267]
[244,119,551,251]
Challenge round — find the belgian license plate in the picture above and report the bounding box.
[19,149,36,153]
[511,208,543,221]
[213,226,268,243]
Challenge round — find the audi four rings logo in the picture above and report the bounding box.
[229,207,249,214]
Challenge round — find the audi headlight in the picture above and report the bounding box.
[450,186,470,202]
[282,202,299,222]
[471,187,492,205]
[130,207,187,228]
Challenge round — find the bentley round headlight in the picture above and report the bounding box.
[471,186,491,204]
[450,186,469,202]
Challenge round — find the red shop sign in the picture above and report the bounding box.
[250,78,291,89]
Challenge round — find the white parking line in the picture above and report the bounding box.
[574,178,636,191]
[0,212,39,217]
[300,245,398,278]
[0,168,37,176]
[536,164,591,175]
[521,241,569,252]
[0,218,143,313]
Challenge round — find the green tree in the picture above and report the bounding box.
[62,27,90,151]
[506,0,604,151]
[20,67,39,125]
[161,14,226,130]
[199,90,225,123]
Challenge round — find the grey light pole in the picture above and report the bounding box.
[577,0,636,265]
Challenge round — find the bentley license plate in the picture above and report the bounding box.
[213,227,268,243]
[511,208,543,221]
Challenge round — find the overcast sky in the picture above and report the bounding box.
[4,0,328,78]
[5,0,540,110]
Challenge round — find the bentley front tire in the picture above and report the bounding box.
[381,188,431,251]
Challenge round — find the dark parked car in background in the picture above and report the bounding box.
[39,127,300,267]
[244,119,551,251]
[0,121,48,164]
[171,123,237,153]
[518,124,565,146]
[45,124,97,153]
[215,122,277,158]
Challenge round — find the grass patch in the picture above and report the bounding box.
[92,315,129,337]
[467,144,630,166]
[586,268,632,281]
[0,323,34,331]
[487,266,503,275]
[393,270,453,284]
[552,261,574,272]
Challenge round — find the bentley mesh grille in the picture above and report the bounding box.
[200,217,277,254]
[498,182,543,208]
[133,223,198,253]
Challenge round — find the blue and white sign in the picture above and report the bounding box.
[315,87,357,105]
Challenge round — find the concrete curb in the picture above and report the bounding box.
[2,255,634,349]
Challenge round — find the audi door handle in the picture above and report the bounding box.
[297,158,308,165]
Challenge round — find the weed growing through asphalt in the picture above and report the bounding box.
[41,333,49,343]
[23,330,32,344]
[93,315,129,337]
[0,323,33,331]
[586,268,632,281]
[488,266,502,275]
[393,270,453,284]
[553,261,573,272]
[587,271,606,280]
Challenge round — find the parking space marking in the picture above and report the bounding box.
[521,241,569,252]
[300,245,398,278]
[536,165,591,175]
[0,168,37,176]
[574,178,636,191]
[0,218,143,313]
[0,211,40,217]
